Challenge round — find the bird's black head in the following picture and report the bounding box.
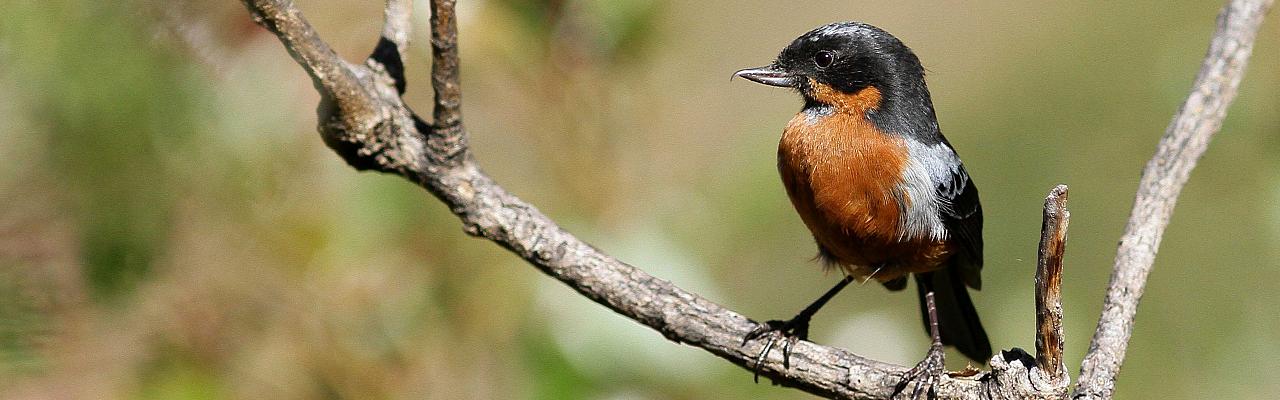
[735,22,929,113]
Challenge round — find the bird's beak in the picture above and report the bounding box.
[733,65,795,87]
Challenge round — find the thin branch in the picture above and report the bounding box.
[242,0,378,126]
[1035,185,1069,388]
[381,0,412,53]
[1073,1,1272,398]
[367,0,411,96]
[428,0,460,123]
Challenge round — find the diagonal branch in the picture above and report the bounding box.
[243,0,379,127]
[239,0,1271,399]
[1073,1,1273,398]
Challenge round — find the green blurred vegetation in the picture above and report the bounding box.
[0,0,1277,399]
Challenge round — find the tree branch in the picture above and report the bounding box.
[428,0,463,130]
[1073,1,1272,398]
[243,0,379,131]
[1035,185,1069,388]
[239,0,1271,399]
[381,0,411,53]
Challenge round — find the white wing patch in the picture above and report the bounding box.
[896,141,957,241]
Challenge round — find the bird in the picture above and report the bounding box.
[733,21,990,395]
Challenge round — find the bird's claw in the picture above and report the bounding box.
[894,343,945,399]
[743,317,810,383]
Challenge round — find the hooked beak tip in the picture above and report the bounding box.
[733,66,795,88]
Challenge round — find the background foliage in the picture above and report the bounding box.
[1,1,1277,398]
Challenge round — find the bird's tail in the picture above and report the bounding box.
[915,268,992,362]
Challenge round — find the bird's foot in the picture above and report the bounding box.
[894,342,946,399]
[742,315,811,383]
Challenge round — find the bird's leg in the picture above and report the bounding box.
[743,275,854,382]
[895,291,946,399]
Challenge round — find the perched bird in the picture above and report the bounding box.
[734,21,990,393]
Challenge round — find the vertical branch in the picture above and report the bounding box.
[427,0,469,166]
[382,0,412,53]
[430,0,471,154]
[1035,185,1069,383]
[429,0,461,124]
[1073,0,1273,398]
[369,0,413,96]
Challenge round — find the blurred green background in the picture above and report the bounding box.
[1,0,1277,399]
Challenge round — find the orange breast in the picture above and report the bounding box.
[778,84,954,281]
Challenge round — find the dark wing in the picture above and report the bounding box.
[937,162,984,290]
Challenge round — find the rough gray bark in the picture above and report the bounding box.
[238,0,1270,399]
[1072,0,1273,398]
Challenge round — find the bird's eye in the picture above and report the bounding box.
[813,50,834,68]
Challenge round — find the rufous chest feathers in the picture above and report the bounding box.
[777,84,908,244]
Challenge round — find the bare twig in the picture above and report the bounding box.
[369,0,411,96]
[1035,185,1069,388]
[239,0,1271,398]
[381,0,411,53]
[428,0,460,123]
[243,0,376,125]
[1073,1,1273,398]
